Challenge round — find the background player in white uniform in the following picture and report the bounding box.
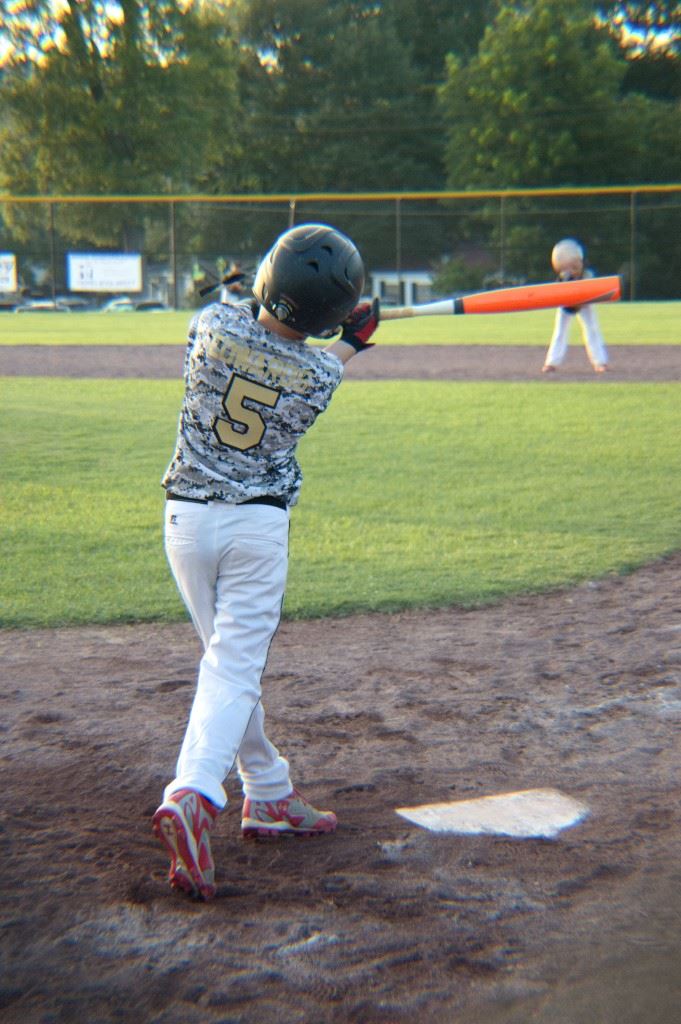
[542,238,609,374]
[152,224,380,900]
[219,262,247,304]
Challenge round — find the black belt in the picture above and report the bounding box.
[166,491,287,511]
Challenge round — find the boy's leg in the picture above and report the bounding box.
[154,501,291,895]
[165,503,290,809]
[578,305,609,370]
[237,700,292,800]
[543,308,572,369]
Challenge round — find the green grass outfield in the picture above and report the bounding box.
[2,377,680,629]
[0,300,679,346]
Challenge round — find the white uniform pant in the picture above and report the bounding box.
[545,304,608,368]
[163,499,292,810]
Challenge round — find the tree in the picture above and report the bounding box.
[387,0,501,78]
[0,1,242,246]
[597,1,681,101]
[440,0,634,190]
[597,2,681,54]
[440,0,681,187]
[231,0,450,193]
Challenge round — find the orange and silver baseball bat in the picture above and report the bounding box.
[379,275,621,321]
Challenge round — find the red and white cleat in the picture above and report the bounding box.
[241,788,337,838]
[152,788,219,900]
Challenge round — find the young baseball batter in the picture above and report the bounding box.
[152,223,379,900]
[542,238,609,374]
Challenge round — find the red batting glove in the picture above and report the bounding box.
[340,298,380,352]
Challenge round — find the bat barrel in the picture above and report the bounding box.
[461,275,621,314]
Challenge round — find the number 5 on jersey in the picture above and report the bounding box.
[213,373,280,451]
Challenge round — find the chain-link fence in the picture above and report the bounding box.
[1,186,679,309]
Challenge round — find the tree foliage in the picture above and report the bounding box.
[2,0,679,204]
[231,0,445,192]
[441,0,635,189]
[599,1,681,99]
[0,0,241,244]
[598,2,681,54]
[441,0,681,188]
[387,0,501,77]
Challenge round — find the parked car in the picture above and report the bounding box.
[99,296,136,312]
[100,296,169,312]
[134,299,168,311]
[15,299,72,313]
[55,295,98,311]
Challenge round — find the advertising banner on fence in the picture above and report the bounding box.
[67,253,142,293]
[0,253,18,292]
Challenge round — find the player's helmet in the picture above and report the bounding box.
[551,238,585,274]
[253,223,365,337]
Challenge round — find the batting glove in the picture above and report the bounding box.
[340,299,380,352]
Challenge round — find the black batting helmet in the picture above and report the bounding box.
[253,223,365,336]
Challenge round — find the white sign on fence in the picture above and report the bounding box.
[0,253,17,292]
[67,253,142,293]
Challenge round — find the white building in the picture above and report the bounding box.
[371,270,434,306]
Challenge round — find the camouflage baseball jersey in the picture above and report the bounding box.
[162,301,344,506]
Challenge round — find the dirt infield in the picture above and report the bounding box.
[3,560,681,1024]
[2,344,680,1023]
[2,342,681,380]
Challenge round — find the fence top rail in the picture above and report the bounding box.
[0,185,680,204]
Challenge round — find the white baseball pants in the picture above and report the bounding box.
[163,499,292,809]
[545,304,609,368]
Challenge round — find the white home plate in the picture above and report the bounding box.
[396,788,589,839]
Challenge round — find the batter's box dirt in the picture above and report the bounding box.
[1,553,681,1023]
